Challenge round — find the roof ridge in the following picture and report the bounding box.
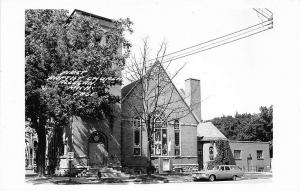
[121,61,200,124]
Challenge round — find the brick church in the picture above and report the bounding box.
[25,10,271,175]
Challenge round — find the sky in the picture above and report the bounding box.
[70,3,275,120]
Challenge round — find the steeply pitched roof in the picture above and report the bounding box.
[197,122,227,141]
[121,62,200,123]
[121,80,138,99]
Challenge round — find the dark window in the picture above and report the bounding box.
[133,117,142,156]
[175,131,180,146]
[162,129,168,155]
[225,166,230,171]
[174,119,180,156]
[134,129,140,146]
[257,150,263,159]
[234,150,241,159]
[258,167,264,172]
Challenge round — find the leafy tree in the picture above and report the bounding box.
[207,140,236,168]
[25,9,132,176]
[26,9,69,176]
[208,105,273,158]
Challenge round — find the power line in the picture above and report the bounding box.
[147,19,272,63]
[253,8,270,20]
[161,26,272,64]
[124,10,273,75]
[265,8,273,16]
[161,21,272,62]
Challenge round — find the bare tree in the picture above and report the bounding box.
[122,39,198,174]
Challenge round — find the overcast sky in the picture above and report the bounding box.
[67,2,275,120]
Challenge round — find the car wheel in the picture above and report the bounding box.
[232,175,237,181]
[209,175,215,181]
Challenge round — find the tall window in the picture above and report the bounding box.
[257,150,263,159]
[152,117,168,156]
[133,117,141,156]
[209,146,214,160]
[234,150,241,159]
[174,119,180,156]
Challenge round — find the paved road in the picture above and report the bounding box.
[193,177,272,184]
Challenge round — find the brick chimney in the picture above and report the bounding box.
[185,78,201,122]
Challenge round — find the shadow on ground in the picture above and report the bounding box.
[133,174,168,183]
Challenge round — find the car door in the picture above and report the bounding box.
[217,166,226,179]
[224,166,231,179]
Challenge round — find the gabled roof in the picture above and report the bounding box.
[121,80,139,98]
[121,62,200,123]
[197,122,227,141]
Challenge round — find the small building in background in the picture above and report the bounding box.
[229,141,271,172]
[196,122,228,170]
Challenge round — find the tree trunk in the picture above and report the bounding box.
[147,137,152,175]
[146,117,153,175]
[35,120,47,177]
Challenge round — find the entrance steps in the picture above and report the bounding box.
[79,167,130,178]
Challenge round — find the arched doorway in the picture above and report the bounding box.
[88,131,108,167]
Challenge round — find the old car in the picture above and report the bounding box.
[192,165,244,181]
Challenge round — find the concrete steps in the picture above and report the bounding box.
[79,167,130,179]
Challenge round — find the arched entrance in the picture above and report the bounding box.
[88,131,108,167]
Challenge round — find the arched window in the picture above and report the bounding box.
[209,146,214,160]
[152,117,168,156]
[89,131,108,150]
[174,119,179,129]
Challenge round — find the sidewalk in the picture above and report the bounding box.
[25,172,272,185]
[25,174,193,185]
[243,172,273,179]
